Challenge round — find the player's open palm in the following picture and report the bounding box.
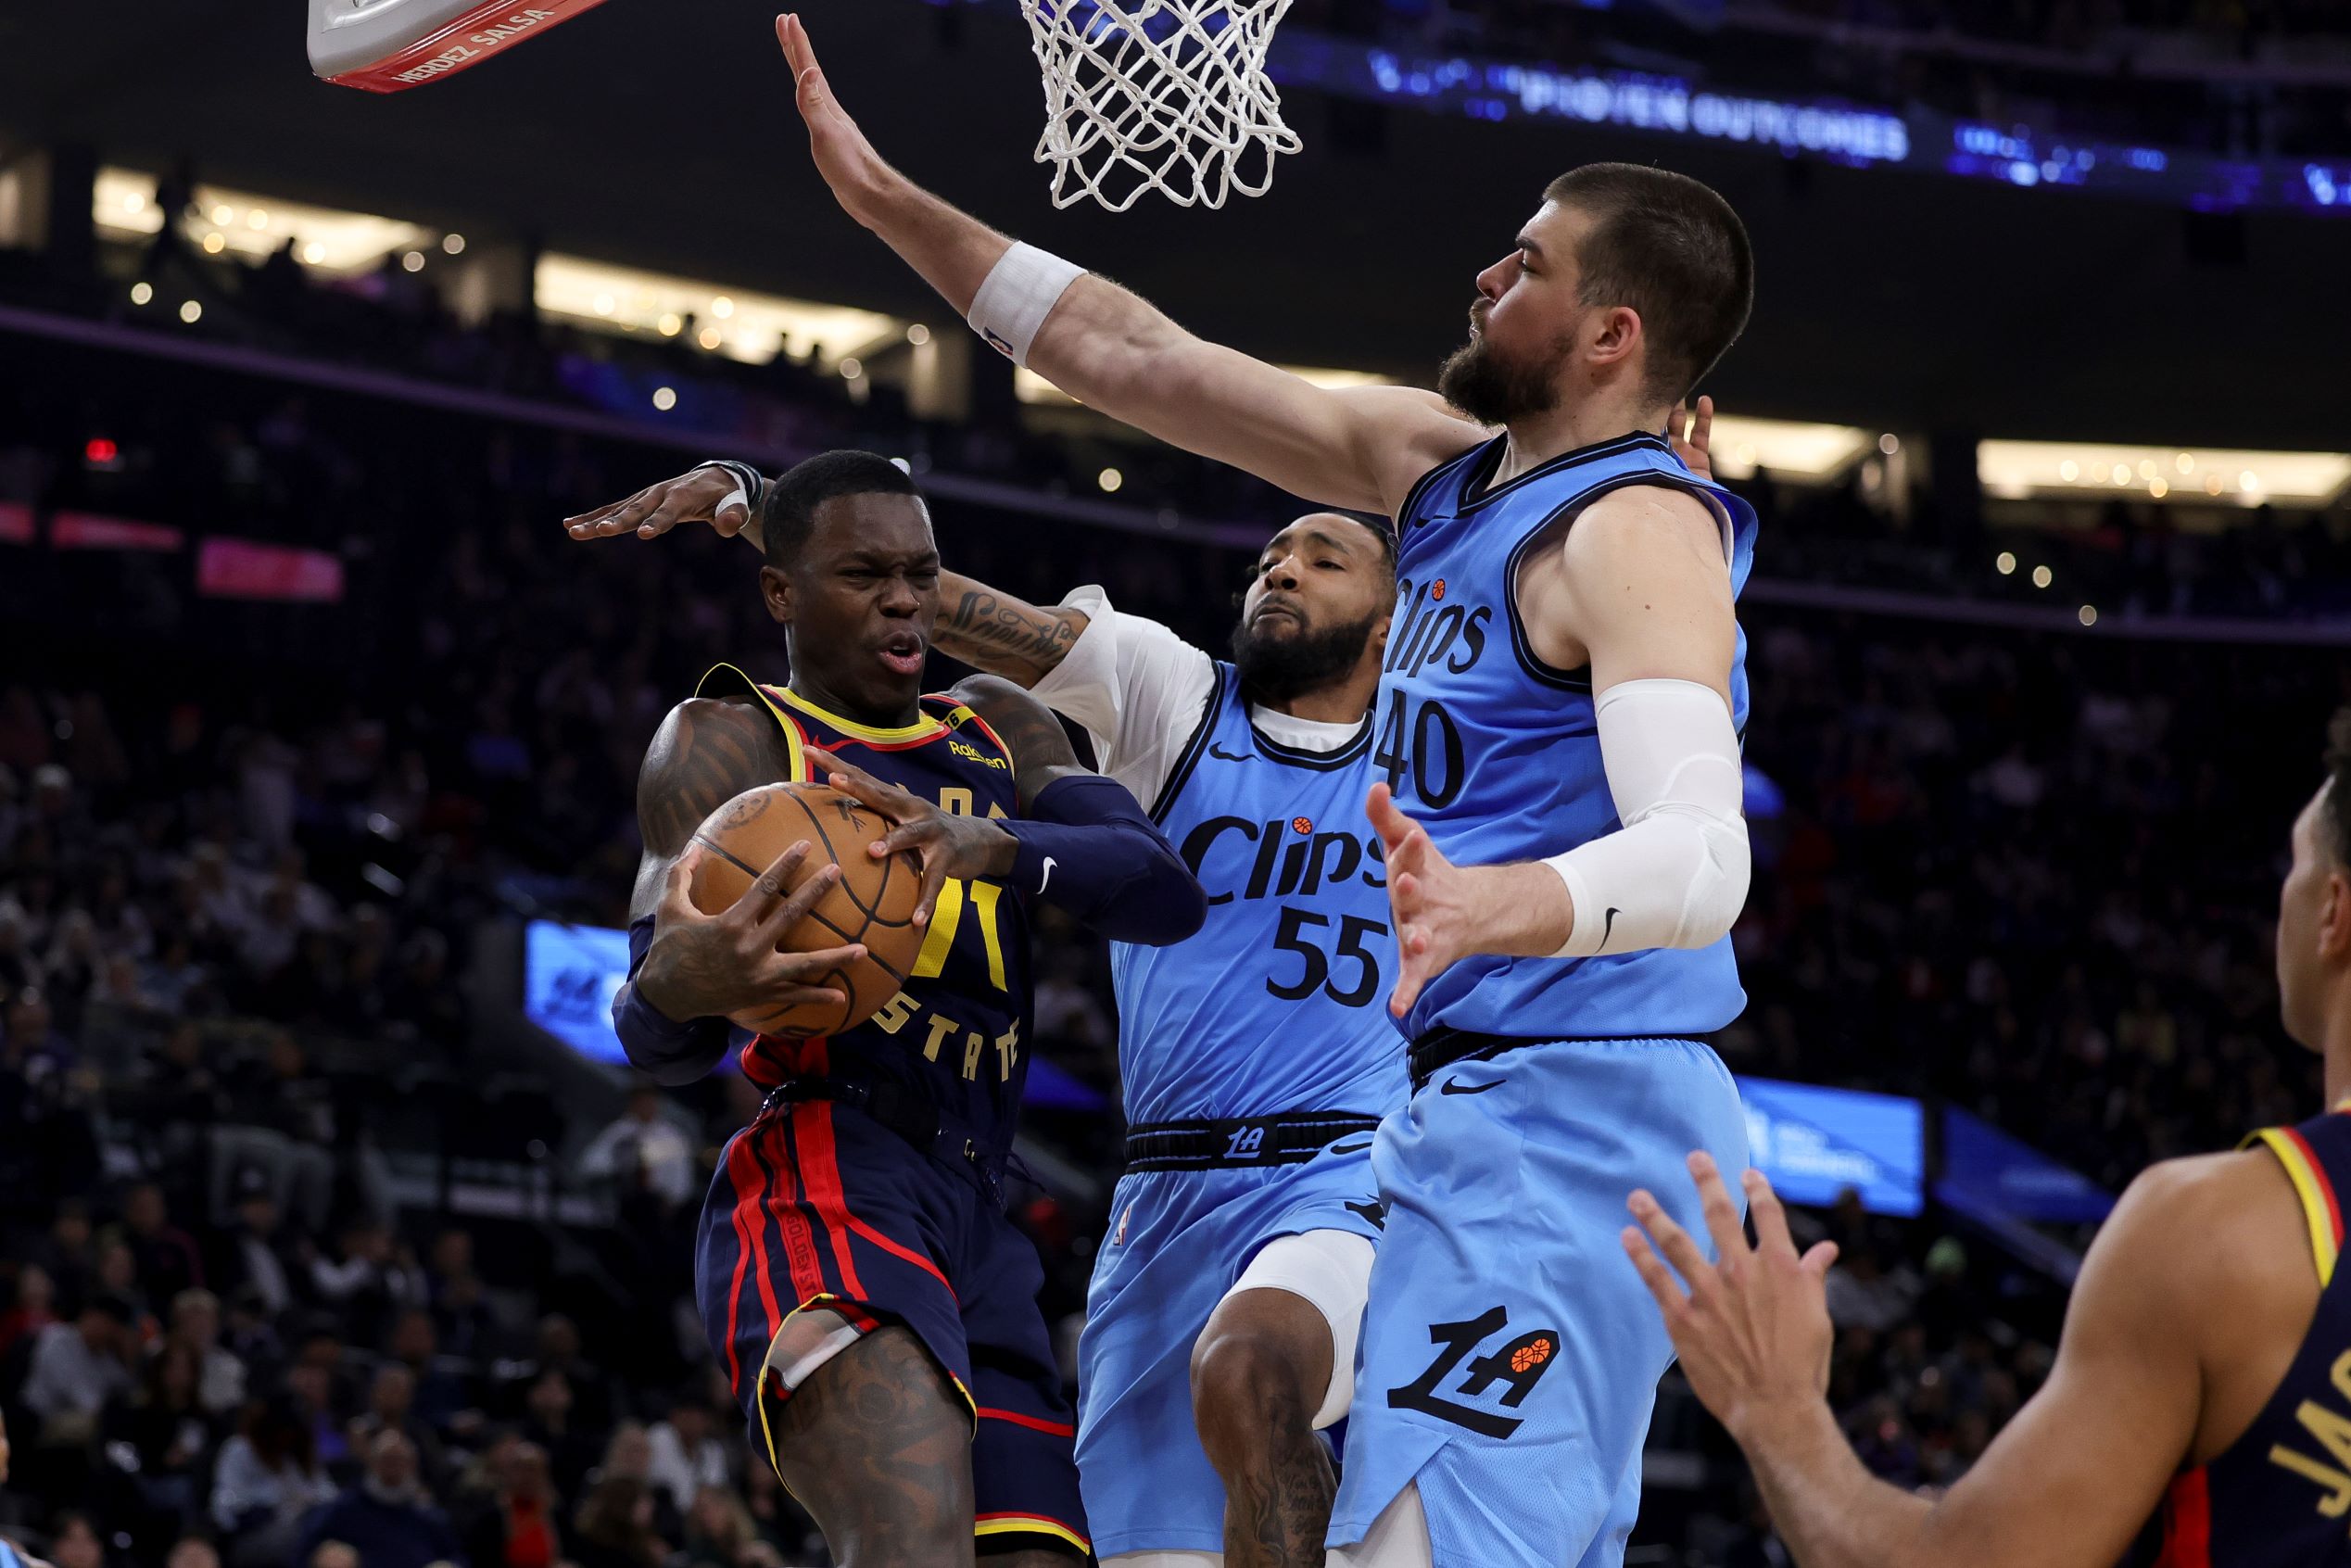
[777,14,898,230]
[638,842,865,1026]
[1622,1153,1839,1448]
[563,465,750,542]
[1367,781,1480,1018]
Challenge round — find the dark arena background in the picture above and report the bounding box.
[1,2,2348,1565]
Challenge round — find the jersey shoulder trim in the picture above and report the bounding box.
[777,686,948,749]
[2245,1123,2345,1287]
[1147,661,1232,824]
[1459,430,1670,512]
[1396,436,1498,533]
[693,664,811,783]
[1250,714,1374,771]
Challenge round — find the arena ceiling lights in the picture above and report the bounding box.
[94,168,435,274]
[1702,418,1876,483]
[1978,440,2351,508]
[533,255,904,369]
[1012,365,1388,406]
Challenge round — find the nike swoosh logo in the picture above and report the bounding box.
[1329,1138,1373,1155]
[1039,856,1055,893]
[1599,906,1621,950]
[1207,743,1251,762]
[1439,1077,1503,1095]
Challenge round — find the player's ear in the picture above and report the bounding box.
[1587,304,1642,373]
[1370,613,1393,662]
[2321,867,2351,962]
[759,563,794,626]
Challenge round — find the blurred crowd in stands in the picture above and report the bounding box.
[2,161,2345,1564]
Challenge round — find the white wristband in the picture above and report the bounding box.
[967,242,1085,368]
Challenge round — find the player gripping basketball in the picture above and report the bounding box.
[574,458,1404,1565]
[765,16,1757,1564]
[1627,711,2351,1568]
[608,449,1204,1568]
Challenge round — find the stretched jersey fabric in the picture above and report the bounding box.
[1381,431,1759,1043]
[2143,1105,2351,1568]
[695,664,1030,1153]
[1111,659,1409,1124]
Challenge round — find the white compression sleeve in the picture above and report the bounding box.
[1543,678,1750,958]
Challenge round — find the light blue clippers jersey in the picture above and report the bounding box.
[1109,662,1409,1125]
[1381,430,1759,1043]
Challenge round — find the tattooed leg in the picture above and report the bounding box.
[1192,1288,1339,1568]
[773,1323,978,1568]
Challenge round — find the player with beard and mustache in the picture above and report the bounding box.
[567,413,1716,1568]
[752,18,1763,1566]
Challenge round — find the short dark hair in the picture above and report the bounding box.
[758,450,921,567]
[2325,707,2351,868]
[1544,163,1754,405]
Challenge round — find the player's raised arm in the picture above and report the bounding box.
[1623,1152,2237,1568]
[775,13,1481,517]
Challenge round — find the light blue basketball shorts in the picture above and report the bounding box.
[1077,1132,1388,1561]
[1326,1036,1749,1568]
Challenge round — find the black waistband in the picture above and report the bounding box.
[759,1073,1007,1205]
[1122,1112,1380,1173]
[1408,1028,1665,1092]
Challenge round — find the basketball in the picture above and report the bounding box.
[686,782,925,1038]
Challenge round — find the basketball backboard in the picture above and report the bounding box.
[307,0,612,92]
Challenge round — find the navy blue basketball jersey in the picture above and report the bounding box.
[2144,1106,2351,1568]
[1380,431,1758,1043]
[696,664,1032,1150]
[1108,662,1408,1125]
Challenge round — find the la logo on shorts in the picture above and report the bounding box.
[1386,1305,1560,1438]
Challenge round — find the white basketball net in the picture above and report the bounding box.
[1018,0,1301,211]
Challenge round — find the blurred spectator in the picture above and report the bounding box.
[20,1296,136,1448]
[567,1478,665,1568]
[678,1486,780,1568]
[0,1266,57,1362]
[295,1431,464,1568]
[209,1397,335,1568]
[163,1292,246,1418]
[348,1366,449,1496]
[575,1091,695,1213]
[643,1395,727,1519]
[457,1443,559,1568]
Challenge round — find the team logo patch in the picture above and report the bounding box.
[1112,1204,1132,1246]
[1387,1306,1561,1438]
[1291,816,1313,835]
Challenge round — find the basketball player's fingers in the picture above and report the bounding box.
[824,765,904,818]
[1742,1169,1799,1258]
[656,846,709,923]
[760,943,865,989]
[563,494,638,538]
[754,860,841,943]
[1364,782,1414,851]
[732,841,815,926]
[1620,1225,1691,1313]
[1626,1188,1714,1294]
[636,491,704,539]
[908,849,954,929]
[1688,1150,1750,1259]
[714,501,752,538]
[1691,394,1715,452]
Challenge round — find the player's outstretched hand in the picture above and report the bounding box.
[825,763,1016,929]
[1366,781,1479,1018]
[777,13,900,231]
[1622,1153,1839,1448]
[1671,395,1716,481]
[563,466,755,543]
[638,842,866,1024]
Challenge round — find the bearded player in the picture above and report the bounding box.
[1629,711,2351,1568]
[609,449,1205,1567]
[766,16,1756,1564]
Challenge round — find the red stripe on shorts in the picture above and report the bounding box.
[975,1406,1076,1437]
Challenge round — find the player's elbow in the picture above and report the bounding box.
[1101,843,1208,946]
[1668,809,1751,949]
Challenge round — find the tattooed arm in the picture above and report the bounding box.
[931,575,1086,688]
[629,697,797,920]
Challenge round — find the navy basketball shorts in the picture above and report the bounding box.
[695,1096,1089,1560]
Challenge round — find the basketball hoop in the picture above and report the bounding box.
[1018,0,1300,211]
[307,0,613,93]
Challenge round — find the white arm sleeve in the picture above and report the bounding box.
[1026,586,1218,809]
[1543,677,1751,958]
